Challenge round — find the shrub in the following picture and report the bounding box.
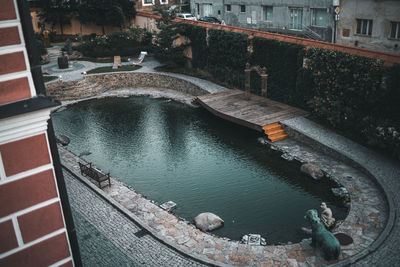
[177,24,207,69]
[250,38,304,103]
[34,33,47,55]
[76,29,152,58]
[304,48,400,159]
[207,29,249,88]
[304,48,384,129]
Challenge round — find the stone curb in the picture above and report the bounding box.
[281,120,396,266]
[61,162,227,267]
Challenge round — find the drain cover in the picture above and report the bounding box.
[334,233,353,246]
[248,234,261,245]
[160,201,177,211]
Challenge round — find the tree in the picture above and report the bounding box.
[78,0,136,35]
[38,0,76,36]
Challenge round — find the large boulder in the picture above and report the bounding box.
[56,135,70,146]
[300,163,324,180]
[194,212,224,231]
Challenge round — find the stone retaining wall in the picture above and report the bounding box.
[46,72,208,101]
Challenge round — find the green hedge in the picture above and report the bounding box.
[304,48,400,159]
[207,29,249,88]
[250,37,304,103]
[305,48,384,128]
[34,33,47,55]
[76,29,152,57]
[177,25,207,69]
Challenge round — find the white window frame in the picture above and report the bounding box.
[390,21,400,39]
[262,6,273,22]
[289,7,303,30]
[0,153,6,181]
[356,19,373,36]
[142,0,154,6]
[160,0,168,5]
[311,8,328,28]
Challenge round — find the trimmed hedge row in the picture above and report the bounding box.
[177,24,208,69]
[250,37,304,103]
[76,29,152,57]
[207,29,249,89]
[304,48,400,159]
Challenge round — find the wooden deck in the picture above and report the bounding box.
[196,89,308,132]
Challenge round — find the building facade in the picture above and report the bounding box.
[136,0,176,11]
[190,0,335,42]
[336,0,400,54]
[0,0,80,266]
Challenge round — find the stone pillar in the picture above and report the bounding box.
[245,63,251,92]
[260,67,268,97]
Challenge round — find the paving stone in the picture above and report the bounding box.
[63,170,205,266]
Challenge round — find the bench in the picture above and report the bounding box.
[78,162,111,188]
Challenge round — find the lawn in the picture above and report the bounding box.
[87,65,142,74]
[76,57,130,63]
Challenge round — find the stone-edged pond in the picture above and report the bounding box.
[52,96,348,244]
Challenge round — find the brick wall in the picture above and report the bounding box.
[0,0,73,266]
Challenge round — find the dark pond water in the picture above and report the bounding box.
[52,97,347,244]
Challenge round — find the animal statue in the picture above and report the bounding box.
[320,202,335,229]
[304,209,340,261]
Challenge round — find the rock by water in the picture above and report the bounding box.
[300,163,324,180]
[194,212,224,231]
[56,135,70,146]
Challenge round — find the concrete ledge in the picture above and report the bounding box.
[46,72,209,101]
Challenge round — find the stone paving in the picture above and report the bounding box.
[282,117,400,266]
[71,209,139,266]
[42,46,114,82]
[64,168,206,266]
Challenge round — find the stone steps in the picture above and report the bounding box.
[262,122,288,142]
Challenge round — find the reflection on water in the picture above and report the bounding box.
[52,97,347,244]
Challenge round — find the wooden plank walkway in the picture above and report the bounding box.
[196,89,308,132]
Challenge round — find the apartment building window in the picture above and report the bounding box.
[356,19,373,36]
[226,4,231,12]
[142,0,153,6]
[311,8,328,27]
[160,0,167,4]
[390,21,400,39]
[263,6,273,22]
[240,5,246,13]
[204,4,213,16]
[289,8,303,30]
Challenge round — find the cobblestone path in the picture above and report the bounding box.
[64,169,206,267]
[71,209,138,266]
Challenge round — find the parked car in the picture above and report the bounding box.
[198,17,221,24]
[176,13,197,20]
